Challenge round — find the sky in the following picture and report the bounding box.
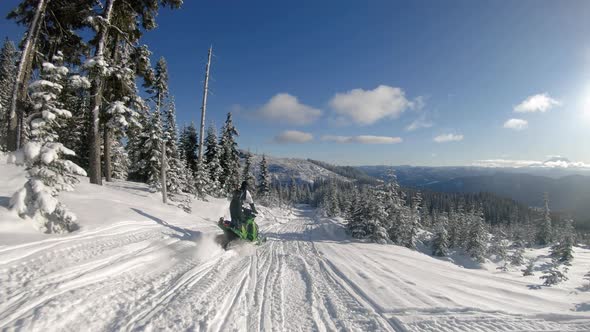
[1,0,590,166]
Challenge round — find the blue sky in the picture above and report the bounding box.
[2,0,590,166]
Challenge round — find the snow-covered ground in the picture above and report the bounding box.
[1,160,590,331]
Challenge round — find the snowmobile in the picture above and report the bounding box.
[217,209,266,248]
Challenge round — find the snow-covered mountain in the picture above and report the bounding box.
[248,153,350,184]
[1,157,590,331]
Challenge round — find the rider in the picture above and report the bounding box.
[229,181,258,227]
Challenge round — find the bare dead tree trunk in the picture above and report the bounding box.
[88,0,116,185]
[197,46,212,165]
[7,0,49,151]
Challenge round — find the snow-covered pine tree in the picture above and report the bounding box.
[163,100,188,196]
[488,229,509,265]
[242,151,256,188]
[104,100,139,179]
[111,139,129,180]
[101,41,144,182]
[203,123,223,196]
[144,108,165,192]
[382,178,403,244]
[9,53,86,233]
[179,122,198,175]
[510,241,526,266]
[522,259,535,276]
[193,159,210,199]
[347,189,369,239]
[219,113,240,194]
[366,188,389,244]
[466,207,487,263]
[550,219,575,266]
[402,192,422,249]
[257,154,271,199]
[83,0,182,185]
[0,39,18,151]
[127,104,151,182]
[176,151,194,193]
[432,213,449,256]
[56,73,91,170]
[537,192,553,245]
[540,263,569,286]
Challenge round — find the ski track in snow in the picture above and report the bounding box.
[1,208,590,331]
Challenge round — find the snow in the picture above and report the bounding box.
[1,159,590,331]
[250,154,349,184]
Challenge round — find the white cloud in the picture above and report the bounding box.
[433,133,463,143]
[503,118,528,130]
[472,158,590,168]
[472,159,541,168]
[273,130,313,144]
[329,85,414,125]
[514,93,561,113]
[257,93,321,125]
[406,114,434,131]
[321,135,402,144]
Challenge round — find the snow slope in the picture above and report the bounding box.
[249,154,349,184]
[1,160,590,331]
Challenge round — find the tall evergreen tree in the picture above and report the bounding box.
[219,112,240,194]
[466,207,487,263]
[537,192,553,245]
[162,100,187,196]
[9,53,86,233]
[550,219,575,266]
[432,213,449,256]
[144,107,164,192]
[257,154,271,198]
[179,122,198,174]
[242,151,256,188]
[111,139,129,180]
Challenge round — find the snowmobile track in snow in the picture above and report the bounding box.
[1,208,589,331]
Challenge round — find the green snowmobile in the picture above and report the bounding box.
[217,182,266,248]
[218,212,264,245]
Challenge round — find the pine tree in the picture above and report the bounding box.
[522,259,535,276]
[144,108,164,192]
[403,192,422,249]
[204,123,223,196]
[9,53,86,233]
[488,229,509,264]
[432,213,449,256]
[179,122,198,175]
[127,106,151,182]
[347,190,369,239]
[550,219,575,266]
[179,152,195,194]
[83,0,183,184]
[111,139,129,180]
[219,113,240,194]
[193,159,210,199]
[242,151,256,188]
[162,100,187,196]
[466,207,487,263]
[0,39,18,151]
[540,264,569,286]
[257,154,271,199]
[56,73,91,170]
[510,242,526,266]
[537,192,553,245]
